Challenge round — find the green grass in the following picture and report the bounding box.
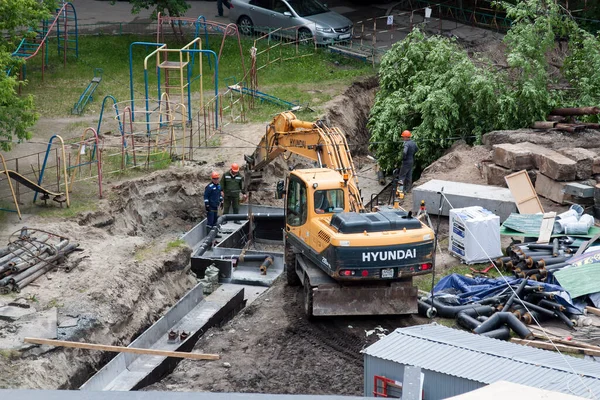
[19,34,373,119]
[165,239,187,252]
[414,262,501,293]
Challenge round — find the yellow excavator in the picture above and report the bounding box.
[244,112,435,317]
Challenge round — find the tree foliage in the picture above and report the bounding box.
[118,0,190,19]
[0,0,55,151]
[369,0,600,173]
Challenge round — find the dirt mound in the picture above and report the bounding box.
[79,166,215,237]
[417,144,491,186]
[324,76,378,155]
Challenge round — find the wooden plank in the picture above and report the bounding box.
[586,306,600,316]
[505,170,544,214]
[24,337,220,360]
[531,332,600,351]
[511,338,600,357]
[537,212,556,244]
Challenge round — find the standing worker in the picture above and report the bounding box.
[216,0,233,18]
[398,130,418,193]
[204,171,223,234]
[221,163,247,224]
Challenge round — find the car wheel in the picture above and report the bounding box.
[298,28,313,45]
[238,16,254,36]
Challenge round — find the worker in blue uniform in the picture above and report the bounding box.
[204,171,223,234]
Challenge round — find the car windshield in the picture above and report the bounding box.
[287,0,328,17]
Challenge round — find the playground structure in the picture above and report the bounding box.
[0,13,325,219]
[9,1,78,80]
[72,68,103,115]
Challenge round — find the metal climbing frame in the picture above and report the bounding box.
[68,128,103,198]
[34,135,70,207]
[157,93,187,162]
[10,2,78,80]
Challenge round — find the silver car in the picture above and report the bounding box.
[229,0,353,45]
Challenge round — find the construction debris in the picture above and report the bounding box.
[0,227,79,293]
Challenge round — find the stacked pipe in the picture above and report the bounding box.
[494,238,573,279]
[532,107,600,133]
[0,228,79,293]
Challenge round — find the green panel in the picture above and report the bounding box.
[500,213,600,239]
[554,263,600,299]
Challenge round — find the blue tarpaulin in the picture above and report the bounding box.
[433,274,579,313]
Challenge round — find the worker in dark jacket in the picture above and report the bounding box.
[220,163,247,223]
[398,130,418,193]
[204,171,223,234]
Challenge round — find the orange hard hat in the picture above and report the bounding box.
[211,171,220,179]
[231,163,240,173]
[401,130,412,138]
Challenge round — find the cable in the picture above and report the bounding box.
[437,191,598,399]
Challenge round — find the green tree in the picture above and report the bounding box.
[118,0,190,19]
[0,0,55,151]
[368,0,592,173]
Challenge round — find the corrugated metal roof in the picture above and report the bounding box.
[362,324,600,399]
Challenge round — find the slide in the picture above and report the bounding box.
[1,170,63,198]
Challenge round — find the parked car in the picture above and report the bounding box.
[229,0,353,45]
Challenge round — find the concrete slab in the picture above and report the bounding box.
[81,284,244,391]
[0,305,36,322]
[413,179,517,222]
[0,307,57,350]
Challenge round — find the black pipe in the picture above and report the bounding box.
[421,298,485,319]
[501,278,529,312]
[525,292,555,302]
[417,299,437,318]
[554,310,575,329]
[457,312,481,330]
[480,295,508,306]
[237,254,272,262]
[525,244,554,251]
[473,312,533,339]
[522,310,544,325]
[259,256,274,275]
[476,315,489,322]
[552,238,559,257]
[515,300,556,318]
[539,299,565,312]
[537,256,569,268]
[480,325,511,340]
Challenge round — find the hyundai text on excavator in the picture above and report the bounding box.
[244,112,435,317]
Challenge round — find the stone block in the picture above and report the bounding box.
[559,148,595,180]
[593,158,600,175]
[483,162,511,187]
[537,152,577,181]
[535,173,574,204]
[492,143,535,170]
[521,142,556,167]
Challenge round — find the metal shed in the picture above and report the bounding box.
[363,324,600,399]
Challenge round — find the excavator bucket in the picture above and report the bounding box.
[311,281,418,317]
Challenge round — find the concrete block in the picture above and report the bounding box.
[0,305,36,322]
[564,183,594,198]
[559,148,595,180]
[521,142,556,168]
[483,163,510,187]
[538,153,577,181]
[413,179,517,222]
[535,173,574,204]
[492,143,535,170]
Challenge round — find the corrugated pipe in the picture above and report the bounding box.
[473,312,533,339]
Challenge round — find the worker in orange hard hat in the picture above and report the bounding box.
[397,129,418,193]
[220,163,247,223]
[204,171,223,234]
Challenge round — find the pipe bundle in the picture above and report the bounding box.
[495,239,573,280]
[0,228,79,293]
